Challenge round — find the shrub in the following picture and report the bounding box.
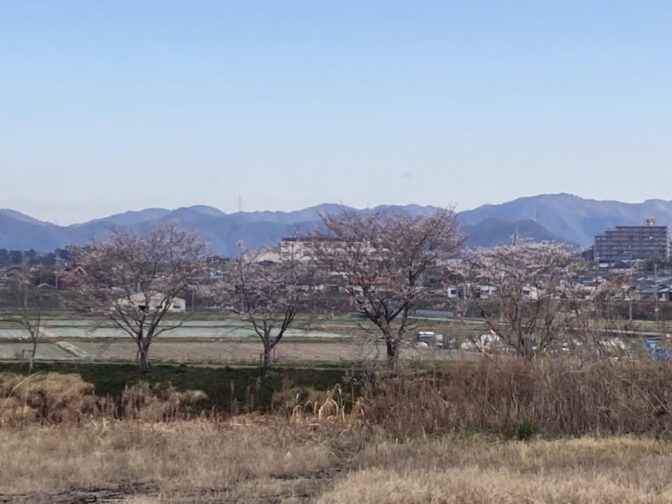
[513,419,539,441]
[0,372,207,426]
[103,381,208,421]
[0,372,97,427]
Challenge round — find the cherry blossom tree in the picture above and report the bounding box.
[224,246,314,377]
[67,223,206,370]
[468,242,589,357]
[312,208,463,370]
[1,261,45,372]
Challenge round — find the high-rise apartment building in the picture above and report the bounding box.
[595,220,670,263]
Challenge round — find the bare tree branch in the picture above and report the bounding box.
[215,245,315,377]
[65,223,206,370]
[310,208,463,370]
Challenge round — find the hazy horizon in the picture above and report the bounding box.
[5,191,672,227]
[3,1,672,223]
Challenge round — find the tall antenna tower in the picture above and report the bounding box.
[512,230,519,246]
[238,195,242,213]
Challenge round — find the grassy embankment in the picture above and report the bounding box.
[4,357,672,502]
[0,361,348,413]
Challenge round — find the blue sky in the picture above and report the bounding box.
[2,1,672,224]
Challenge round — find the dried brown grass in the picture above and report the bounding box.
[0,373,207,426]
[6,361,672,502]
[0,372,97,426]
[362,357,672,438]
[319,436,672,503]
[104,382,208,422]
[4,419,672,503]
[276,383,365,427]
[0,417,335,499]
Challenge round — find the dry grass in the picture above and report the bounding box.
[4,420,672,502]
[363,357,672,438]
[0,372,98,426]
[0,417,336,501]
[0,372,208,426]
[319,436,672,503]
[6,361,672,502]
[104,381,208,422]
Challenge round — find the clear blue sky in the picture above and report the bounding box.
[2,1,672,224]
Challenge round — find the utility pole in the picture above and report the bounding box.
[655,263,660,324]
[628,245,633,322]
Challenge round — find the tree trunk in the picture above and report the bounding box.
[29,338,37,373]
[137,342,151,372]
[385,337,398,371]
[262,345,273,378]
[519,337,534,358]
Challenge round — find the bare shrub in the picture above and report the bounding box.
[271,383,326,416]
[0,373,207,426]
[102,382,208,422]
[0,372,97,427]
[361,357,672,438]
[272,382,365,427]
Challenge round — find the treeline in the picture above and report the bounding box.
[0,248,71,267]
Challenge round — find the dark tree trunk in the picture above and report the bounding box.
[385,337,398,371]
[519,337,534,358]
[137,342,151,372]
[262,345,273,378]
[28,339,37,373]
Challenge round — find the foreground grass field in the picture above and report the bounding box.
[2,419,672,503]
[0,419,336,503]
[323,436,672,503]
[5,358,672,502]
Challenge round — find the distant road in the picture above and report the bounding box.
[0,318,345,340]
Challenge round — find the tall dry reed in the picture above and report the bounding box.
[362,357,672,438]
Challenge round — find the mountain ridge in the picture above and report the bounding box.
[459,193,672,245]
[1,194,669,255]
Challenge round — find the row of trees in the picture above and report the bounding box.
[64,209,465,374]
[1,208,631,374]
[0,248,69,267]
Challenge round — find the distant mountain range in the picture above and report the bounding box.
[2,193,672,255]
[458,193,672,245]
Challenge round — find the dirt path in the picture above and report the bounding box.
[0,465,347,503]
[0,482,157,503]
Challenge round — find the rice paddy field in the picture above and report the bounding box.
[0,313,656,366]
[0,314,484,366]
